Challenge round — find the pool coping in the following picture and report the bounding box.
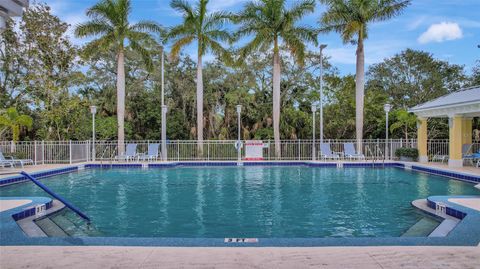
[0,161,479,247]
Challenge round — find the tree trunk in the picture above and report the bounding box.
[117,49,126,155]
[355,37,365,154]
[197,52,204,157]
[273,38,281,158]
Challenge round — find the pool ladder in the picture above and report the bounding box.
[366,145,385,168]
[99,147,116,168]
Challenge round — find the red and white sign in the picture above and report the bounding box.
[245,140,264,160]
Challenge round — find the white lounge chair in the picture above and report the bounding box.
[462,144,474,165]
[140,143,160,161]
[116,143,138,162]
[319,143,340,160]
[0,151,33,168]
[343,143,365,160]
[432,152,448,163]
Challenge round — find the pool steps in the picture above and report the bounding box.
[21,171,91,222]
[411,199,460,237]
[401,217,440,237]
[16,199,65,237]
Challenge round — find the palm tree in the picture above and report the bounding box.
[0,107,33,142]
[319,0,410,153]
[235,0,317,158]
[75,0,162,154]
[167,0,232,155]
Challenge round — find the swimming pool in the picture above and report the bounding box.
[1,165,479,239]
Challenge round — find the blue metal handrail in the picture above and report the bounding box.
[20,171,91,222]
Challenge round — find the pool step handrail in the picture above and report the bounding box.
[374,144,386,168]
[20,171,91,222]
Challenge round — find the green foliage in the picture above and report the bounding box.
[395,147,418,160]
[75,0,162,71]
[234,0,317,64]
[0,108,33,142]
[389,109,417,140]
[319,0,411,44]
[96,117,118,140]
[167,0,232,61]
[367,49,468,108]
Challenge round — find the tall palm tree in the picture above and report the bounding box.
[167,0,232,155]
[319,0,410,152]
[235,0,317,158]
[75,0,161,154]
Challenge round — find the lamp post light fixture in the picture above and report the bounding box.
[90,105,97,162]
[236,105,242,161]
[160,46,168,161]
[319,44,327,145]
[312,104,317,161]
[384,103,392,160]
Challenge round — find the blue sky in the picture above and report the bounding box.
[43,0,480,75]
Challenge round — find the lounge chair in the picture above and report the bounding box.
[140,143,160,161]
[343,143,365,160]
[0,152,14,168]
[432,152,448,163]
[462,144,474,165]
[319,143,340,160]
[0,151,33,168]
[116,143,138,162]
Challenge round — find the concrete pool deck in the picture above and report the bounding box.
[1,245,479,269]
[448,198,480,211]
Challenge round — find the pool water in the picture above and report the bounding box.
[1,166,478,238]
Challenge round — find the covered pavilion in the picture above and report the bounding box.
[409,86,480,167]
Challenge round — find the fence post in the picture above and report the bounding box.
[34,141,37,165]
[42,140,45,165]
[69,140,72,164]
[87,141,90,162]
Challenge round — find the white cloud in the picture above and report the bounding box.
[418,22,463,44]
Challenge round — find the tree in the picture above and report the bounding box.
[167,0,232,154]
[75,0,161,154]
[319,0,410,153]
[0,108,33,142]
[235,0,317,158]
[389,109,417,140]
[471,60,480,86]
[367,49,467,108]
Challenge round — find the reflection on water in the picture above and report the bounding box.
[1,166,478,238]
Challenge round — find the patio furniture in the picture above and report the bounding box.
[319,143,340,160]
[0,151,33,168]
[343,143,365,160]
[116,144,138,162]
[462,144,474,165]
[139,143,160,161]
[432,152,448,163]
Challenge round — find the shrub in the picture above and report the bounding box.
[395,147,418,160]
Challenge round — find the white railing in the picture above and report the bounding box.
[0,139,459,164]
[0,141,91,165]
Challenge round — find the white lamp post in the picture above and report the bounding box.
[90,105,97,162]
[312,104,317,161]
[319,44,327,145]
[160,45,167,161]
[236,105,242,161]
[384,103,392,160]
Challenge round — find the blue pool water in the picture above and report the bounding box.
[1,166,479,238]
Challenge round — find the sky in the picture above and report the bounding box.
[41,0,480,75]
